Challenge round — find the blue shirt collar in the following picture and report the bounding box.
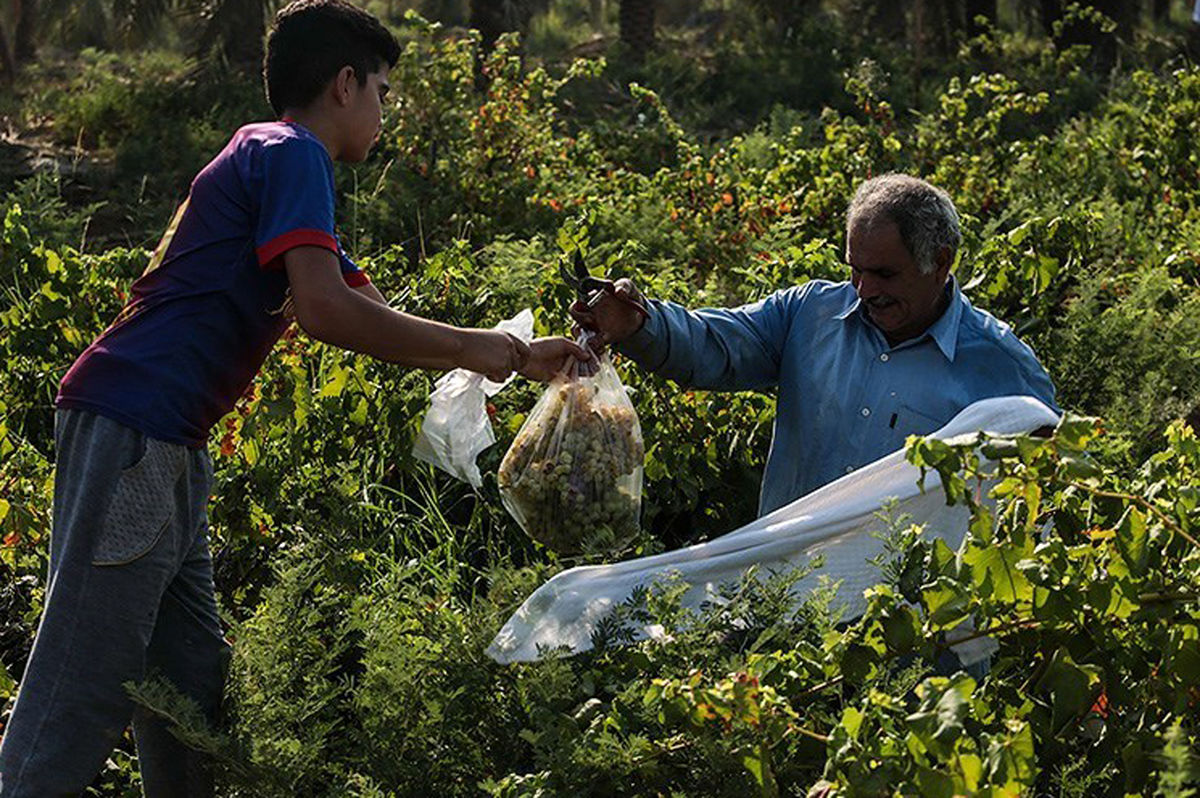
[834,277,963,361]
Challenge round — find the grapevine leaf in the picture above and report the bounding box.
[964,544,1032,605]
[1115,507,1149,577]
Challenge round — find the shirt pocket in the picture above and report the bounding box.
[886,402,951,452]
[93,437,186,566]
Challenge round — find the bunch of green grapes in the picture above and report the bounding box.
[499,381,643,554]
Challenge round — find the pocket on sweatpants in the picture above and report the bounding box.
[93,437,186,566]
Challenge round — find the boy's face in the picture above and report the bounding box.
[340,65,390,163]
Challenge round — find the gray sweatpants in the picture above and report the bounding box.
[0,409,230,797]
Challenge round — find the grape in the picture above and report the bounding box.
[498,371,643,554]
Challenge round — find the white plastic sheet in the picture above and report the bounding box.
[412,309,534,488]
[487,395,1060,664]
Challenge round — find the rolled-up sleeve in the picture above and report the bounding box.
[617,286,804,391]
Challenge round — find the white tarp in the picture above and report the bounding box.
[487,395,1060,664]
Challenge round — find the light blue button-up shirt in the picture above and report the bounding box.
[618,278,1058,516]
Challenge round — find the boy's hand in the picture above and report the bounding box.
[460,330,530,382]
[568,278,647,350]
[520,337,596,382]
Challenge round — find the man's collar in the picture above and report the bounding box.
[836,277,964,362]
[924,277,963,361]
[833,299,857,322]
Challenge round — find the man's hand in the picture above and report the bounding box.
[458,329,530,383]
[568,278,647,350]
[520,337,595,382]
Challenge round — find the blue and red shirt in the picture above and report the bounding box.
[57,120,368,447]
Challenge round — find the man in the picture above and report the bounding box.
[573,173,1058,517]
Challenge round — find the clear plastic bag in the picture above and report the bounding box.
[498,345,644,554]
[412,310,534,488]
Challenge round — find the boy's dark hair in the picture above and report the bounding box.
[264,0,401,117]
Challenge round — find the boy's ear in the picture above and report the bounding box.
[332,65,357,107]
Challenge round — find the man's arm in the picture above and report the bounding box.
[576,280,802,392]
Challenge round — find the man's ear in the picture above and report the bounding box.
[934,246,954,281]
[332,65,357,107]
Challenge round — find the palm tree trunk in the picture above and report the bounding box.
[194,0,267,74]
[965,0,997,35]
[913,0,955,60]
[846,0,906,39]
[470,0,509,50]
[870,0,907,38]
[0,20,15,84]
[1095,0,1138,39]
[619,0,656,63]
[226,0,266,72]
[1037,0,1060,35]
[1041,0,1139,40]
[1043,0,1136,71]
[14,0,36,62]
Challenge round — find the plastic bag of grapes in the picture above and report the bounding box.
[497,348,643,554]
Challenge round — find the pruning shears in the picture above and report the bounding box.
[558,250,650,320]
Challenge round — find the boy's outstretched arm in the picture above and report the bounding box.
[285,246,589,382]
[286,245,523,380]
[346,270,587,380]
[353,279,388,305]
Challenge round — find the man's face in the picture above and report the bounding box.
[845,219,950,345]
[341,66,390,163]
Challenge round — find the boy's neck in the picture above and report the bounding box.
[281,108,341,160]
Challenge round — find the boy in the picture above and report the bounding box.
[0,1,587,794]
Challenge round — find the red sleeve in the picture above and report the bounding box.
[253,136,339,270]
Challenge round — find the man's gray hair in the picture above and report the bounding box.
[846,174,961,274]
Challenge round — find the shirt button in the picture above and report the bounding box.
[845,465,854,474]
[880,353,889,362]
[861,407,871,417]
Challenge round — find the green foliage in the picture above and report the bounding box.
[28,48,270,247]
[130,414,1200,796]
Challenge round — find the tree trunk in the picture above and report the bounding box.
[751,0,823,31]
[1038,0,1136,73]
[0,19,15,84]
[196,0,266,74]
[226,0,265,73]
[965,0,997,35]
[619,0,656,63]
[14,0,35,62]
[1041,0,1139,40]
[1095,0,1138,40]
[871,0,906,38]
[846,0,906,39]
[1038,0,1061,35]
[913,0,956,60]
[470,0,510,50]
